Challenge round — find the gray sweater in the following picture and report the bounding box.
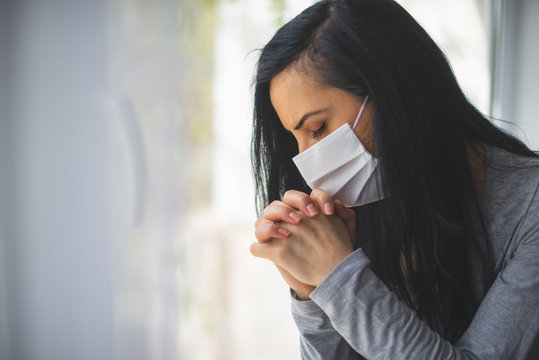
[290,145,539,359]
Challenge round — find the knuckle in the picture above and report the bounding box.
[253,225,262,237]
[283,190,314,212]
[255,217,270,229]
[266,201,287,217]
[283,190,303,201]
[309,189,321,201]
[282,190,294,202]
[311,188,330,200]
[254,222,271,240]
[264,206,288,222]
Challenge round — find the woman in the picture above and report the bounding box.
[249,0,539,359]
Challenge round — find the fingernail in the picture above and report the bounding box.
[278,227,290,236]
[324,203,333,215]
[289,212,301,222]
[306,204,318,216]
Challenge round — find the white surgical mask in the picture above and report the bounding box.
[292,95,385,207]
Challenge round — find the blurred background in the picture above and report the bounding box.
[0,0,537,359]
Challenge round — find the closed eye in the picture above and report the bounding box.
[312,122,326,139]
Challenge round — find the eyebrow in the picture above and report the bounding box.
[294,108,329,130]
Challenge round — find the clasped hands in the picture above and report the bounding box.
[250,189,356,300]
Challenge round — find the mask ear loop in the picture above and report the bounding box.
[352,95,369,130]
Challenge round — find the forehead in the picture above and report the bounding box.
[269,68,330,129]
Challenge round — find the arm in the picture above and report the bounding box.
[291,289,365,360]
[252,186,539,358]
[309,205,539,359]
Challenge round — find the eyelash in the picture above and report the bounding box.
[312,123,326,139]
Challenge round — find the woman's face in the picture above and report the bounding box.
[269,68,373,154]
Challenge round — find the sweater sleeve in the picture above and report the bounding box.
[308,196,539,360]
[290,289,365,360]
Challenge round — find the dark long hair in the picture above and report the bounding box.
[251,0,538,343]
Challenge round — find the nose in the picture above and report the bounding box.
[296,137,316,154]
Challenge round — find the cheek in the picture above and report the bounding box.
[354,119,374,153]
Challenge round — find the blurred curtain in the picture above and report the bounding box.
[489,0,539,149]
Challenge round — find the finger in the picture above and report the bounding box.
[263,202,303,224]
[310,188,334,215]
[249,241,278,262]
[254,217,290,243]
[334,200,355,223]
[282,189,319,217]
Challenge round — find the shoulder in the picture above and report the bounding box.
[484,145,539,214]
[486,144,539,186]
[482,145,539,266]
